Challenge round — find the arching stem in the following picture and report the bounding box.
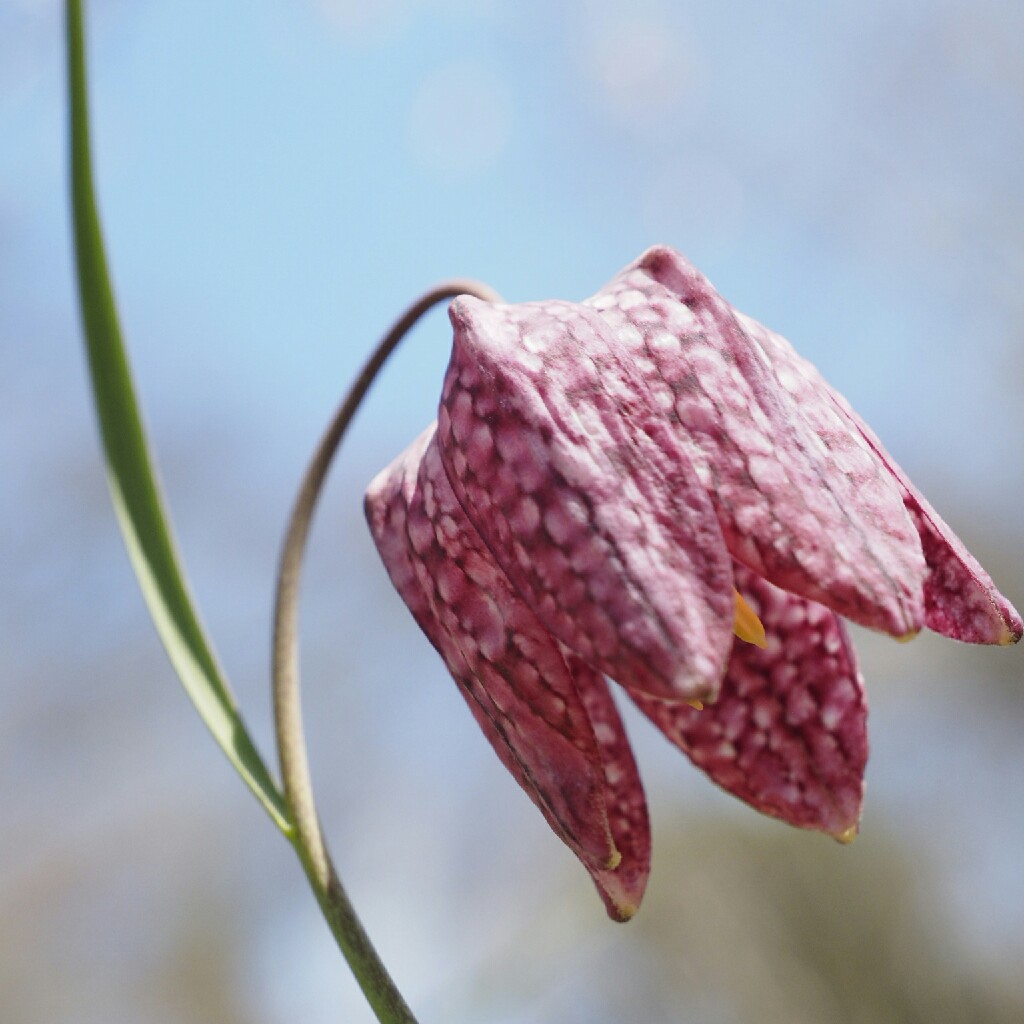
[272,282,503,1024]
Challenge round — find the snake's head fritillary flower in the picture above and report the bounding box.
[365,246,1021,920]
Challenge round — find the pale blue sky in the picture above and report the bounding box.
[4,0,1023,491]
[3,3,1023,1021]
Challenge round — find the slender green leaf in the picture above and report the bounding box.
[66,0,292,836]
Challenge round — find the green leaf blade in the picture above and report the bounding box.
[66,0,292,836]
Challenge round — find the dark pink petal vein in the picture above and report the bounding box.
[632,563,867,839]
[365,425,650,917]
[438,295,735,703]
[735,309,1022,646]
[587,246,927,640]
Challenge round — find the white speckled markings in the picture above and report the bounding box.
[363,246,1020,919]
[737,310,1022,646]
[439,295,734,704]
[586,246,931,639]
[632,563,867,838]
[365,426,650,919]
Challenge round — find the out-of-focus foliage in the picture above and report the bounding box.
[641,824,1024,1024]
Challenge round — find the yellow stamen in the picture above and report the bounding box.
[895,629,920,644]
[687,699,704,712]
[733,590,768,649]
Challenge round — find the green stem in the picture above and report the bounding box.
[66,1,504,1020]
[272,281,501,1024]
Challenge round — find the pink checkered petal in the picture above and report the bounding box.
[885,474,1022,644]
[437,294,734,703]
[587,245,927,639]
[566,652,651,920]
[632,563,867,839]
[365,425,651,914]
[740,311,1022,646]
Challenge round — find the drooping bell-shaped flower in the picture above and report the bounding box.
[365,246,1021,919]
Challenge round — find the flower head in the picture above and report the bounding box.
[365,246,1021,919]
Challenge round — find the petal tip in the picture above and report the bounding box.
[833,823,860,845]
[635,242,679,268]
[997,613,1023,646]
[594,875,644,923]
[447,292,491,333]
[600,888,640,922]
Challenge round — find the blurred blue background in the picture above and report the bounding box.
[2,1,1023,1021]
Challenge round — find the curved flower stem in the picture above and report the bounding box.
[272,281,503,1024]
[69,0,507,1013]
